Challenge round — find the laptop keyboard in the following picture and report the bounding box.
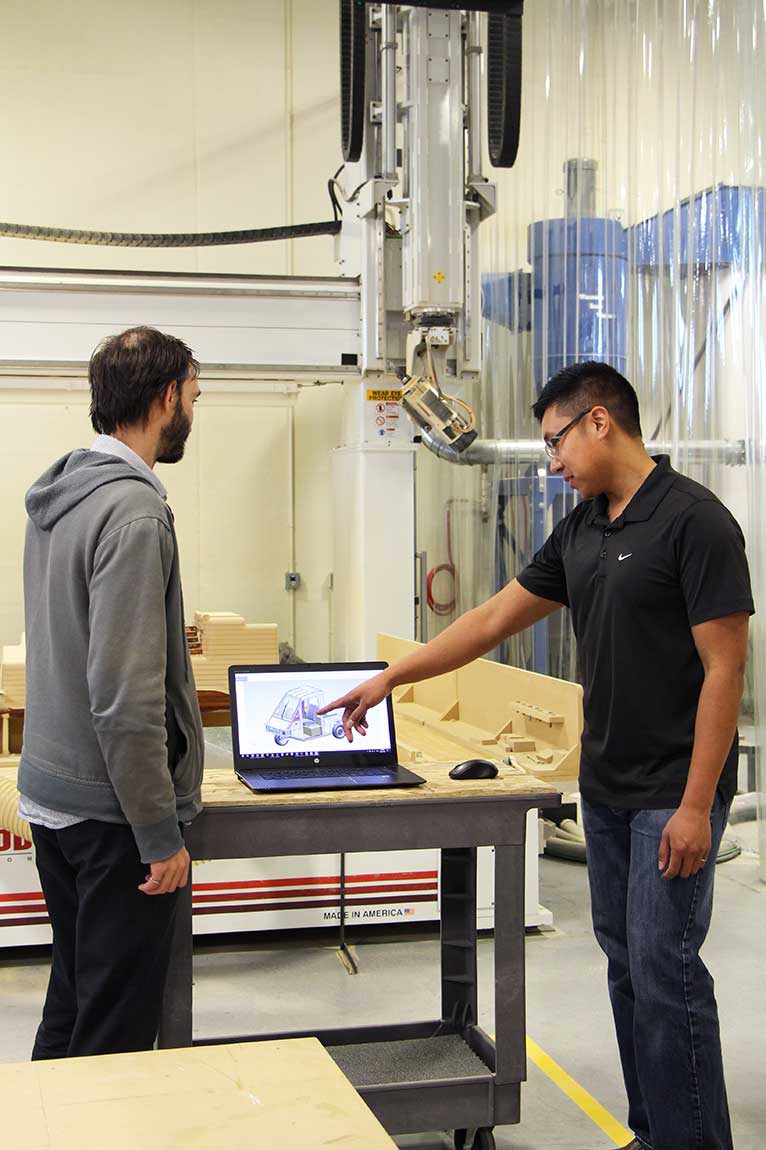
[256,766,391,780]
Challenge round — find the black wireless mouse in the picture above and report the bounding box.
[449,759,499,780]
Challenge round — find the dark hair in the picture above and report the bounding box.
[531,361,642,437]
[89,326,199,434]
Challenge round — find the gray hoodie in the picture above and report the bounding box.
[18,450,204,862]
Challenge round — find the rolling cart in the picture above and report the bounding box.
[159,764,560,1149]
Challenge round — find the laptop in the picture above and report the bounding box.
[229,661,426,793]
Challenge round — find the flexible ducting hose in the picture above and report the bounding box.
[0,775,31,841]
[487,2,524,168]
[339,0,367,162]
[0,220,341,247]
[343,0,523,169]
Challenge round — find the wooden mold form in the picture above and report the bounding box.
[377,633,583,781]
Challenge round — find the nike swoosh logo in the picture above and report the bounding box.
[618,553,633,561]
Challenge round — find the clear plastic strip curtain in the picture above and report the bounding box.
[415,0,765,877]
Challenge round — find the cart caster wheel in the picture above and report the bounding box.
[471,1129,496,1150]
[454,1131,468,1150]
[274,734,288,747]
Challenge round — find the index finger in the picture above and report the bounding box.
[317,695,348,716]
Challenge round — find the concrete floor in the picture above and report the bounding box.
[1,799,763,1149]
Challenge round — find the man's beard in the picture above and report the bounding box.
[156,401,191,464]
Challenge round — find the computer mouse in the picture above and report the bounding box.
[448,759,499,780]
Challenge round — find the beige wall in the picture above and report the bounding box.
[0,0,345,662]
[0,0,340,277]
[0,378,344,661]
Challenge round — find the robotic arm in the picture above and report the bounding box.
[336,2,523,452]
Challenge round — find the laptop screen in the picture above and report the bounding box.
[229,663,397,770]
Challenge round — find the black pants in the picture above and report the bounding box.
[31,820,180,1059]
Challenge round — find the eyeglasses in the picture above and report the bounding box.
[543,408,593,458]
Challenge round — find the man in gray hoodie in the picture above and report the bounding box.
[18,326,204,1058]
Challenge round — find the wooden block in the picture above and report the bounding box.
[512,748,578,780]
[530,749,554,764]
[502,736,537,752]
[514,701,564,726]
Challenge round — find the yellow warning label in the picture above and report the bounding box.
[367,389,402,402]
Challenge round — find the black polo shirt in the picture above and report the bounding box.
[517,456,754,808]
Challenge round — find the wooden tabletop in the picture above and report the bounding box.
[201,763,560,809]
[0,1038,397,1150]
[0,763,558,810]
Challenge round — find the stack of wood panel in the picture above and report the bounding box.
[190,612,279,694]
[0,636,25,709]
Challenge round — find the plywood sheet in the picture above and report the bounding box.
[201,764,557,808]
[0,1038,397,1150]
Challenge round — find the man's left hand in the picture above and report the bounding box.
[658,808,712,879]
[138,845,191,895]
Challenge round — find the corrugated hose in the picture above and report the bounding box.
[0,219,341,247]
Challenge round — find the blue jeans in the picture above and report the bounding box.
[581,795,732,1150]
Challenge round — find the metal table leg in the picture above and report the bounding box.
[440,847,478,1031]
[493,838,527,1117]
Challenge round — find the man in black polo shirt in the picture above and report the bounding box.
[320,361,751,1150]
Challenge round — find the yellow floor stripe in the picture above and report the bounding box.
[525,1035,633,1146]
